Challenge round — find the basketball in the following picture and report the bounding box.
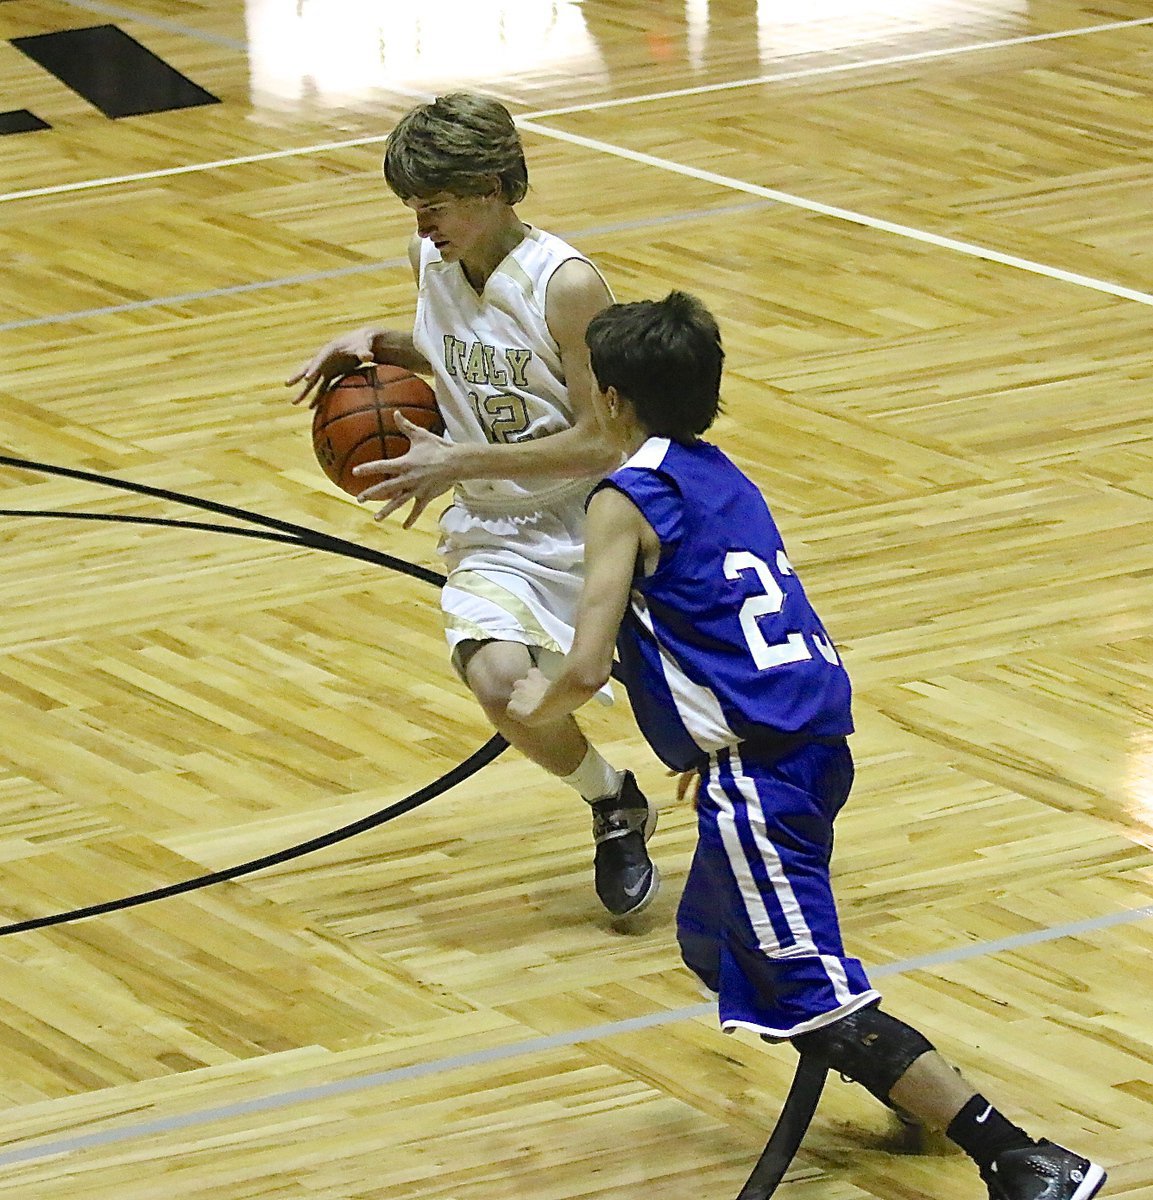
[311,363,443,496]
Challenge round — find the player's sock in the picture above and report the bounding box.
[561,745,623,802]
[946,1095,1034,1171]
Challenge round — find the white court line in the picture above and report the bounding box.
[2,15,1152,204]
[527,15,1153,118]
[0,901,1148,1168]
[0,136,395,202]
[517,117,1153,308]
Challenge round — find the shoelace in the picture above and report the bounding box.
[592,807,645,843]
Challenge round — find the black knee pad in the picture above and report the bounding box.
[789,1006,934,1102]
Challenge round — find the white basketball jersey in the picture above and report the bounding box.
[412,225,610,512]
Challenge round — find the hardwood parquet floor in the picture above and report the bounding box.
[0,1,1150,1196]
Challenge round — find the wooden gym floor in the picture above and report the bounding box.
[0,1,1151,1196]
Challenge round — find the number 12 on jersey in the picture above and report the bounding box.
[724,550,841,671]
[468,389,531,444]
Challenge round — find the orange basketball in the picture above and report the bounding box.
[311,364,443,497]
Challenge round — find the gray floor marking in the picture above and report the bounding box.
[0,201,776,333]
[58,0,249,51]
[0,902,1148,1168]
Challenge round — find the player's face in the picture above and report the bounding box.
[406,192,500,261]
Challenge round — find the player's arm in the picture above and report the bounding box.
[431,257,619,481]
[508,487,656,726]
[357,236,433,371]
[351,257,617,523]
[285,235,432,406]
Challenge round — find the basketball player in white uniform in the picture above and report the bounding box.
[287,93,658,918]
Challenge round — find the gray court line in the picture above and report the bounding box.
[0,901,1148,1169]
[0,259,406,332]
[55,0,248,51]
[0,200,776,333]
[57,0,249,50]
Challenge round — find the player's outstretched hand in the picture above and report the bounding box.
[672,766,700,809]
[508,668,550,726]
[352,412,454,529]
[285,327,377,407]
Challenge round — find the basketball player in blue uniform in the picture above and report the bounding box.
[508,291,1105,1200]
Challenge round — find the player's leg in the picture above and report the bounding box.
[793,1009,1105,1200]
[695,741,1104,1199]
[687,740,879,1038]
[675,833,725,997]
[461,638,588,774]
[439,497,658,917]
[461,637,658,917]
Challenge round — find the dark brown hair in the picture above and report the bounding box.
[586,292,724,442]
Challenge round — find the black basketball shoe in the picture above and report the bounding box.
[589,772,659,917]
[983,1140,1106,1200]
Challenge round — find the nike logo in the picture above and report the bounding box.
[623,877,650,898]
[975,1104,993,1124]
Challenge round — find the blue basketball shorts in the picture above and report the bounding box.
[676,739,881,1039]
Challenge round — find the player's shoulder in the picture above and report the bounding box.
[588,475,657,542]
[522,226,607,301]
[544,259,612,347]
[620,436,722,475]
[541,251,608,306]
[604,439,682,502]
[618,438,751,506]
[522,223,587,264]
[621,436,676,471]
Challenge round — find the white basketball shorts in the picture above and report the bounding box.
[437,488,613,702]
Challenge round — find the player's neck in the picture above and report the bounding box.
[461,215,528,293]
[619,425,650,458]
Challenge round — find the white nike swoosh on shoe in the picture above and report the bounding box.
[975,1104,993,1124]
[622,877,651,898]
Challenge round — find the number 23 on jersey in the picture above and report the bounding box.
[724,550,841,671]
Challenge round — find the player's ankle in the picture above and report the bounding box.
[560,745,622,802]
[946,1095,1034,1171]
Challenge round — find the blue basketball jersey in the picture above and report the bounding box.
[595,437,853,770]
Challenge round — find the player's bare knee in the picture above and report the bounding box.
[789,1006,934,1103]
[470,673,518,718]
[462,640,533,713]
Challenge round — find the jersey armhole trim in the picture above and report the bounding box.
[593,477,681,582]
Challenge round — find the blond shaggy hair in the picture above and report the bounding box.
[383,93,528,204]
